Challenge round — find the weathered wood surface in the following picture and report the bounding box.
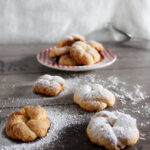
[0,41,150,150]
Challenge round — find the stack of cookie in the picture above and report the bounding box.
[49,34,104,66]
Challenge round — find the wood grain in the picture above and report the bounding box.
[0,41,150,150]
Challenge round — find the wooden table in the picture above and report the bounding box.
[0,40,150,150]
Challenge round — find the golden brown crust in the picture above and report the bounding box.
[57,34,85,48]
[58,55,78,66]
[88,40,104,52]
[49,46,70,58]
[33,74,65,96]
[70,41,101,65]
[6,106,50,142]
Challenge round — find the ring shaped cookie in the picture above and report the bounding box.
[87,111,139,150]
[70,41,101,65]
[33,74,65,96]
[6,106,50,142]
[74,84,115,111]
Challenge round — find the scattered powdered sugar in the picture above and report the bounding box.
[141,103,150,117]
[0,74,150,148]
[63,74,149,106]
[105,76,149,105]
[0,74,149,105]
[0,105,94,150]
[140,133,147,141]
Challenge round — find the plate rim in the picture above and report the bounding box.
[37,47,117,71]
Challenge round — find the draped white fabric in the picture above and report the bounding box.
[0,0,150,44]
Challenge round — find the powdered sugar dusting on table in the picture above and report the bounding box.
[0,74,150,149]
[64,74,149,105]
[0,105,93,150]
[63,74,150,138]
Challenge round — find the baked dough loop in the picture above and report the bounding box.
[87,111,139,150]
[58,55,78,66]
[33,74,65,96]
[74,84,115,111]
[70,41,101,65]
[6,105,50,142]
[49,46,70,58]
[88,40,104,52]
[57,34,85,48]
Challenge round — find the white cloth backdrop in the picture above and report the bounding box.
[0,0,150,44]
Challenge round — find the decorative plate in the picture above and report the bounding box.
[37,47,117,71]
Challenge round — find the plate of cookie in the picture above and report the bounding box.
[37,34,117,71]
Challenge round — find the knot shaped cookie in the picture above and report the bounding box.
[70,41,101,65]
[74,84,115,111]
[57,34,85,48]
[87,111,139,150]
[6,106,50,142]
[33,74,65,96]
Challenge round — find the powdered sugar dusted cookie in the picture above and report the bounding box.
[70,41,101,65]
[74,83,115,111]
[57,34,85,48]
[87,111,139,150]
[33,74,65,96]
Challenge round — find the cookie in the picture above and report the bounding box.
[33,74,65,96]
[6,105,50,142]
[70,41,101,65]
[58,55,78,66]
[57,34,85,48]
[88,40,104,52]
[74,84,115,111]
[49,46,70,58]
[87,111,139,150]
